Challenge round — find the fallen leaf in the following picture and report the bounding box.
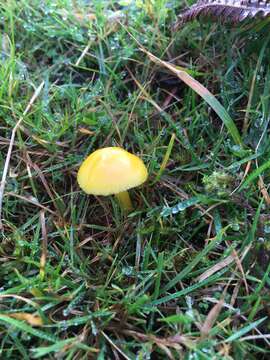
[7,312,43,326]
[79,128,95,135]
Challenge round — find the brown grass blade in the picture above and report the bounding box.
[195,254,235,283]
[200,298,224,338]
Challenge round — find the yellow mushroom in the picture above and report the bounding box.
[77,147,148,211]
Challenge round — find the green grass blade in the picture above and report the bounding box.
[31,338,76,358]
[239,159,270,190]
[0,315,57,343]
[153,133,176,184]
[161,196,202,217]
[225,317,267,343]
[32,337,98,358]
[44,312,113,328]
[160,228,226,293]
[147,269,228,307]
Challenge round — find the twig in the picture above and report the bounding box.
[0,81,45,230]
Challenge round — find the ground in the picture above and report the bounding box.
[1,1,270,359]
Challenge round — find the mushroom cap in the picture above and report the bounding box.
[77,147,148,195]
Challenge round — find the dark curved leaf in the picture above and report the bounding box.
[175,0,270,28]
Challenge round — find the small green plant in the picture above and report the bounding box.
[203,171,234,196]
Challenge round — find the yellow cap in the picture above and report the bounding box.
[77,147,148,195]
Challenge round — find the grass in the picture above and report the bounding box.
[1,0,270,358]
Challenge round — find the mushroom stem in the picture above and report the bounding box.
[115,191,133,212]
